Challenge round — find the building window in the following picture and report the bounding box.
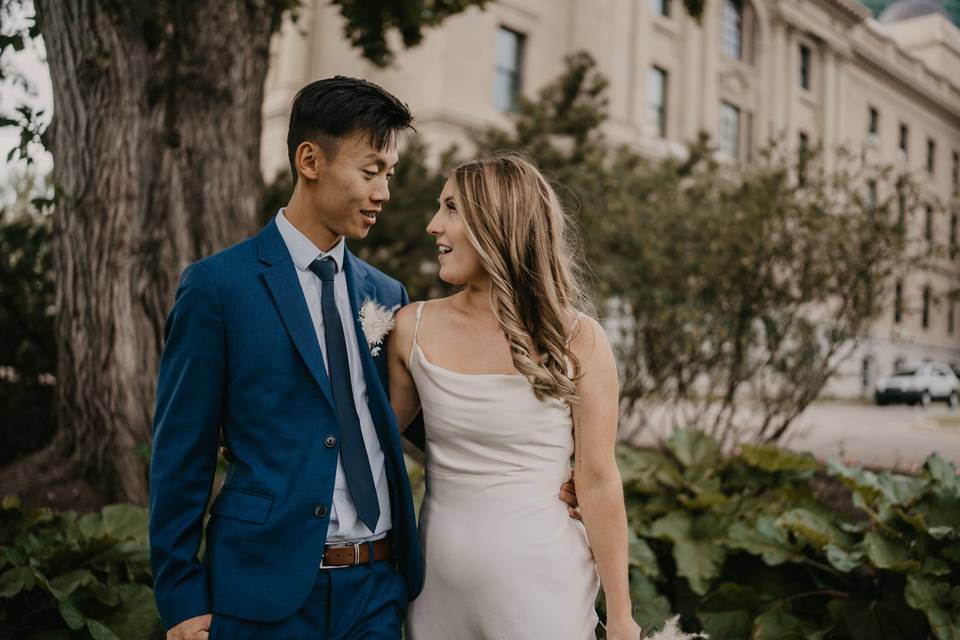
[868,107,879,143]
[720,102,741,160]
[952,151,958,193]
[951,212,958,260]
[647,67,668,138]
[894,281,903,324]
[922,286,931,329]
[494,27,525,112]
[950,297,956,336]
[722,0,743,60]
[797,131,809,183]
[865,180,878,214]
[799,45,811,90]
[927,138,936,175]
[651,0,670,17]
[897,193,907,229]
[926,205,934,247]
[899,123,909,161]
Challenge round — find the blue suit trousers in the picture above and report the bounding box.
[208,560,408,640]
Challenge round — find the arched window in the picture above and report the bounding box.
[722,0,744,59]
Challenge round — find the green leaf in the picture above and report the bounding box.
[650,510,692,542]
[922,556,951,576]
[674,539,725,595]
[698,583,758,640]
[727,516,800,566]
[829,595,929,640]
[0,565,35,597]
[824,543,865,573]
[924,454,960,496]
[666,429,721,469]
[739,445,819,473]
[49,569,95,599]
[100,584,162,639]
[100,504,148,542]
[753,609,822,640]
[776,508,850,550]
[905,575,960,640]
[628,569,672,633]
[58,599,86,631]
[863,531,920,572]
[86,619,120,640]
[627,529,660,578]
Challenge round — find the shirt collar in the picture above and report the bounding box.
[275,208,345,273]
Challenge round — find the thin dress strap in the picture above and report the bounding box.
[408,301,426,368]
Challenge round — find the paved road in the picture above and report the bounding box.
[626,401,960,470]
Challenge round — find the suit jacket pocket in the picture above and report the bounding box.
[209,488,274,524]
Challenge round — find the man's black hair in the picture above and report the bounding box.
[286,76,414,183]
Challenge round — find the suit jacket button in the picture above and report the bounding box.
[324,435,337,448]
[313,504,328,519]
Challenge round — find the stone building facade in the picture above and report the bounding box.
[261,0,960,398]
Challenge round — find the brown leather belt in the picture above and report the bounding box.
[320,536,393,568]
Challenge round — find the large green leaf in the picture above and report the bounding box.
[649,510,725,594]
[727,516,801,566]
[650,510,692,542]
[863,531,920,572]
[86,619,120,640]
[628,569,672,633]
[674,539,726,595]
[48,569,95,600]
[740,445,819,474]
[0,565,35,597]
[698,583,758,640]
[666,429,721,469]
[913,494,960,535]
[829,460,925,508]
[100,584,162,639]
[627,529,660,578]
[753,609,823,640]
[824,543,865,573]
[776,508,850,550]
[905,575,960,640]
[829,595,929,640]
[924,454,960,496]
[57,599,85,631]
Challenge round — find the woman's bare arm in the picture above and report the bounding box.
[387,303,422,433]
[569,316,641,638]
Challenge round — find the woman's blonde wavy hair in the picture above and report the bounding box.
[446,153,592,405]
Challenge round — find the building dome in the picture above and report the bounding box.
[878,0,952,22]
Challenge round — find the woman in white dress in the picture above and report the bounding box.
[388,154,642,639]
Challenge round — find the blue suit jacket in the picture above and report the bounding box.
[148,219,424,629]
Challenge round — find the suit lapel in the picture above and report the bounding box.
[257,221,336,411]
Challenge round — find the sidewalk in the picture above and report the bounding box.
[624,400,960,470]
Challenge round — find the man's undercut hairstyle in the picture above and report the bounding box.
[287,76,414,183]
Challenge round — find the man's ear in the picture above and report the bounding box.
[295,141,323,182]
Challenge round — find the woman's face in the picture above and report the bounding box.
[427,179,486,286]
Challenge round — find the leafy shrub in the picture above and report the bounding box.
[623,430,960,639]
[0,497,161,639]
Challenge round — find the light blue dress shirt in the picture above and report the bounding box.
[275,210,391,543]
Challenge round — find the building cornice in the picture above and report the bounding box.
[851,19,960,126]
[825,0,873,23]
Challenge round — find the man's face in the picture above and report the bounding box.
[307,130,398,242]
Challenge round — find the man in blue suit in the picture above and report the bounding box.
[149,77,423,639]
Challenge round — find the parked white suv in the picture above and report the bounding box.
[875,362,960,407]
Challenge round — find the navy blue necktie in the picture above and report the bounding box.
[308,256,380,532]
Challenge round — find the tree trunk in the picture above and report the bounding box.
[1,1,276,504]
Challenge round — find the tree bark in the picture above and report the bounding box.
[1,1,275,504]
